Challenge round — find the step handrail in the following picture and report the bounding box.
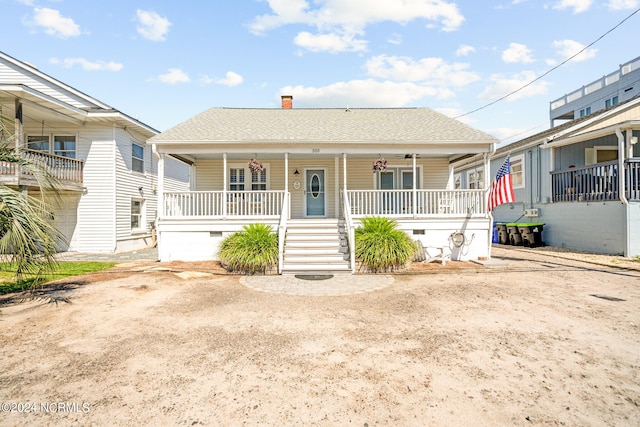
[342,189,356,273]
[277,192,290,274]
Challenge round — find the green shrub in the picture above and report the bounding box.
[218,223,278,274]
[355,216,416,272]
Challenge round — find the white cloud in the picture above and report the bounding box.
[49,57,123,71]
[478,71,550,101]
[553,0,593,13]
[552,39,597,62]
[28,7,81,38]
[294,29,367,53]
[456,45,475,57]
[501,43,534,64]
[280,79,453,108]
[157,68,190,84]
[136,9,171,41]
[250,0,464,52]
[216,71,244,87]
[387,33,403,45]
[606,0,639,10]
[250,0,464,33]
[365,55,480,87]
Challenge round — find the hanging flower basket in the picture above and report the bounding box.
[372,157,388,173]
[248,158,264,173]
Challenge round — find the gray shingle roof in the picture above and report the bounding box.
[150,107,498,144]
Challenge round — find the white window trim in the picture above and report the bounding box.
[466,168,484,189]
[132,141,145,174]
[26,133,77,158]
[371,165,422,189]
[594,146,618,162]
[228,162,271,191]
[510,154,525,189]
[131,198,145,233]
[453,173,462,189]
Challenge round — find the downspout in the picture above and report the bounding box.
[615,127,630,256]
[152,144,164,254]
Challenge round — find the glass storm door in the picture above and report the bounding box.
[305,169,325,217]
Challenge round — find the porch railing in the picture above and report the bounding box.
[345,189,487,217]
[163,190,286,218]
[626,159,640,201]
[551,161,619,202]
[0,150,83,183]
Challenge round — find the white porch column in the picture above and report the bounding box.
[412,153,417,216]
[343,153,347,190]
[156,152,165,219]
[334,156,339,217]
[284,153,289,192]
[222,153,227,218]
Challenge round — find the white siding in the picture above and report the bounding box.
[76,125,117,252]
[0,58,98,109]
[114,127,154,249]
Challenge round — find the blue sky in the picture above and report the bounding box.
[3,0,639,145]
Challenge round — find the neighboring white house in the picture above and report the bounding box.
[150,96,499,273]
[0,51,190,253]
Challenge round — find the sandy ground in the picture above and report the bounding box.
[0,246,639,426]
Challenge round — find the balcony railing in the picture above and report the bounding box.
[345,189,487,217]
[0,150,83,184]
[163,190,286,218]
[551,161,620,202]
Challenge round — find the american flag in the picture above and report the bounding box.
[488,156,515,211]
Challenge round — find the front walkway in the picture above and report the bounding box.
[241,274,395,296]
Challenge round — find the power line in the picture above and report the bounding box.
[455,7,640,120]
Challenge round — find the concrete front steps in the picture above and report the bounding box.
[282,219,352,275]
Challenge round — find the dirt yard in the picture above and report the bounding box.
[1,246,639,426]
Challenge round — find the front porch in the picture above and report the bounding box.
[157,188,490,273]
[550,158,640,202]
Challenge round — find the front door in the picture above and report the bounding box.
[305,169,326,217]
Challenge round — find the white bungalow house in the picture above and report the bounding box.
[150,96,499,273]
[0,51,189,253]
[454,94,640,256]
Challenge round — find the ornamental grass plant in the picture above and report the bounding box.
[218,223,278,274]
[355,216,416,272]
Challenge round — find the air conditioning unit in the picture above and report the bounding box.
[524,208,539,217]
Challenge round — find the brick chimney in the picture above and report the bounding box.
[281,95,293,109]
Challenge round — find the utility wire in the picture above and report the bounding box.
[455,7,640,120]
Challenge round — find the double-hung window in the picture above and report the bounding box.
[132,142,144,173]
[229,168,245,191]
[510,154,525,189]
[131,199,144,231]
[467,169,484,189]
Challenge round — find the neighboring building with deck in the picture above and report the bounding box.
[0,51,189,253]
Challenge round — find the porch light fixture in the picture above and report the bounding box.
[293,169,300,175]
